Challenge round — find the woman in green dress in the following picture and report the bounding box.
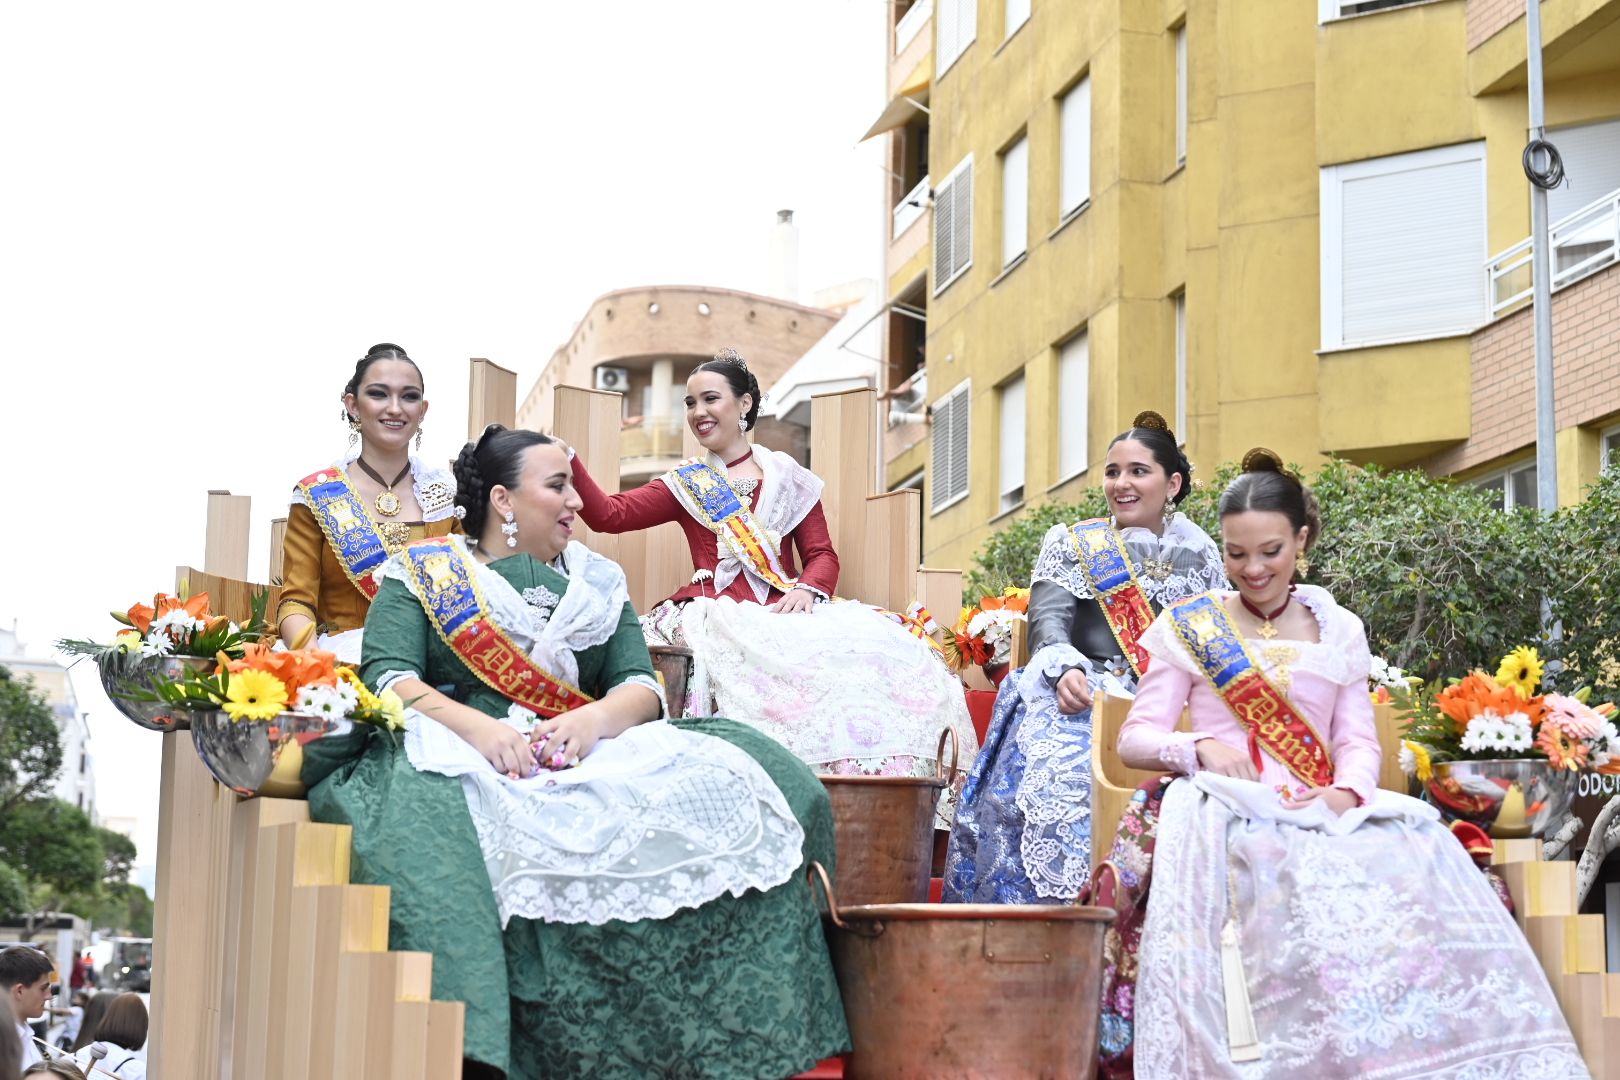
[302,425,849,1079]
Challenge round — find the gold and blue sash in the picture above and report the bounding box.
[668,458,799,593]
[1069,519,1156,677]
[402,538,594,718]
[1167,592,1335,789]
[298,468,390,600]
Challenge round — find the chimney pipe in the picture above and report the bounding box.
[768,209,800,304]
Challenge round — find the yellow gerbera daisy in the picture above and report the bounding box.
[377,689,407,731]
[1402,740,1433,783]
[1495,645,1544,699]
[223,668,289,722]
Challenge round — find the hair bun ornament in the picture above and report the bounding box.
[1240,447,1287,475]
[713,346,750,373]
[1132,410,1170,433]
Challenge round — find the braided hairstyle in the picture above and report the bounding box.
[452,425,555,539]
[1218,448,1323,551]
[689,347,763,432]
[1107,409,1194,504]
[340,343,423,423]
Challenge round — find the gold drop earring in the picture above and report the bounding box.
[1295,552,1310,579]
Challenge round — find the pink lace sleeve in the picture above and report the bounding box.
[1118,661,1209,775]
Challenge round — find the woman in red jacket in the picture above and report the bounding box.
[569,349,976,797]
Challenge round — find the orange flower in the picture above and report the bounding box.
[124,592,212,634]
[1535,724,1589,771]
[226,644,338,701]
[1435,672,1545,734]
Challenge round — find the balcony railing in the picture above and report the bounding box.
[619,416,686,460]
[1487,186,1620,317]
[888,368,928,428]
[892,175,930,240]
[895,0,932,54]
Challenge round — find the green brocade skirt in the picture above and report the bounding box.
[303,718,850,1079]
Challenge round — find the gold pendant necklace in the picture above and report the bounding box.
[354,457,412,518]
[1240,590,1293,640]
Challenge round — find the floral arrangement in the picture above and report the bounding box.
[120,643,406,730]
[1367,654,1411,704]
[943,588,1030,671]
[1396,645,1620,780]
[58,587,268,662]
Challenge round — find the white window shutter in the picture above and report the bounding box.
[999,374,1026,508]
[934,157,974,293]
[931,381,972,512]
[1548,118,1620,223]
[934,172,956,288]
[949,385,971,504]
[953,159,974,276]
[1001,137,1028,268]
[1058,333,1089,479]
[1325,142,1487,348]
[1060,76,1091,216]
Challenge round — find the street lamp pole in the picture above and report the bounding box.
[1526,0,1558,514]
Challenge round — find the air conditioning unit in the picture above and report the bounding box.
[593,366,630,393]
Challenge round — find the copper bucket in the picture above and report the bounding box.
[647,644,694,718]
[819,728,959,907]
[809,862,1115,1079]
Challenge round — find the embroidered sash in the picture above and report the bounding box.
[1167,593,1334,789]
[668,459,799,593]
[402,538,594,718]
[298,468,390,601]
[1069,519,1156,677]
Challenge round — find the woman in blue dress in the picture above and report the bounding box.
[943,411,1226,902]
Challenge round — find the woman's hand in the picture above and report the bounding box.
[531,706,608,769]
[1195,738,1261,781]
[1282,786,1358,816]
[769,588,817,614]
[469,717,540,778]
[1055,668,1092,714]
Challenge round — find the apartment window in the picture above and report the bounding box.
[1320,141,1487,350]
[999,374,1027,511]
[1001,135,1029,269]
[1319,0,1438,20]
[1603,424,1620,469]
[1059,75,1091,218]
[938,0,978,75]
[1005,0,1030,39]
[1173,292,1187,438]
[895,0,933,54]
[1547,118,1620,224]
[1475,461,1537,511]
[1057,332,1089,481]
[931,379,972,513]
[934,155,975,295]
[1174,24,1187,167]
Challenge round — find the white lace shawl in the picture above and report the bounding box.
[1030,514,1227,609]
[656,448,825,603]
[1140,584,1372,688]
[288,446,458,523]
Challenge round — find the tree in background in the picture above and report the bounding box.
[0,666,64,814]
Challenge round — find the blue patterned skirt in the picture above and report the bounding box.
[943,664,1109,903]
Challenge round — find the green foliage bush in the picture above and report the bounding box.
[965,458,1620,696]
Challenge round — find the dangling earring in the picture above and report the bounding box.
[737,417,747,433]
[502,511,519,548]
[1162,501,1174,529]
[415,429,423,452]
[1295,552,1310,579]
[347,416,361,448]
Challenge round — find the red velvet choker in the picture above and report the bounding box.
[725,449,753,468]
[1240,584,1296,640]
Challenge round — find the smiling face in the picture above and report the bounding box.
[1221,509,1309,609]
[1103,437,1182,530]
[344,358,427,454]
[486,442,582,563]
[684,370,751,453]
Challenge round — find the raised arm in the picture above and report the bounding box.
[570,454,682,533]
[789,501,840,597]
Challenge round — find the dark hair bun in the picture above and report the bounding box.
[1240,447,1286,475]
[1132,410,1170,434]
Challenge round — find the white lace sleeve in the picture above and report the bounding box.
[1029,524,1090,599]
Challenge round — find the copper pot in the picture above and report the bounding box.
[810,862,1115,1079]
[819,728,958,907]
[647,644,694,718]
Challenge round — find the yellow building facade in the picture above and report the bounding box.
[869,0,1620,571]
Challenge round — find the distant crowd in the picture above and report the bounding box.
[2,946,147,1080]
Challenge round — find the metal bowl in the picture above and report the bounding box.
[190,710,353,798]
[1424,758,1579,839]
[98,654,214,731]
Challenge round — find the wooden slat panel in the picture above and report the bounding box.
[554,385,627,569]
[220,799,306,1079]
[862,490,921,613]
[268,517,287,586]
[205,490,252,581]
[304,884,390,1074]
[426,1000,468,1078]
[467,358,518,437]
[915,568,964,630]
[174,565,280,631]
[808,389,880,601]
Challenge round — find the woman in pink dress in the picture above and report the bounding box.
[1095,450,1583,1078]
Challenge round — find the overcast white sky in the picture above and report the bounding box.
[0,1,888,886]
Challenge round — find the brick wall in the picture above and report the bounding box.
[1466,0,1523,49]
[1423,264,1620,474]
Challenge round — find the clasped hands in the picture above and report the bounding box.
[472,706,608,778]
[1193,739,1357,815]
